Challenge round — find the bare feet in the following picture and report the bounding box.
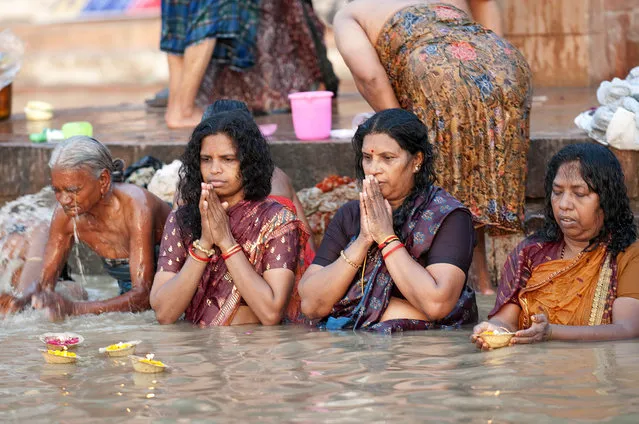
[165,106,204,129]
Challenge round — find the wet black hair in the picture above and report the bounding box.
[537,143,636,255]
[175,101,274,239]
[202,99,251,119]
[352,108,435,238]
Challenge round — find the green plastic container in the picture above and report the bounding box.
[62,121,93,138]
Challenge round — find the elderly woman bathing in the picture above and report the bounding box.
[472,143,639,348]
[150,105,310,326]
[299,109,478,332]
[2,136,171,319]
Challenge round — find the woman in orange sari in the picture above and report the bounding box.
[472,143,639,348]
[150,107,309,326]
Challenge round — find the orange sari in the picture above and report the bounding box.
[490,238,618,330]
[517,243,616,329]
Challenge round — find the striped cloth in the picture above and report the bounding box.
[160,0,259,70]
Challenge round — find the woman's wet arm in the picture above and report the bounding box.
[549,297,639,341]
[39,208,74,292]
[333,8,400,111]
[384,253,466,320]
[299,236,370,319]
[150,240,215,325]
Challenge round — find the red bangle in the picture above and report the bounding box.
[382,243,404,260]
[378,236,400,250]
[221,244,242,260]
[188,244,210,263]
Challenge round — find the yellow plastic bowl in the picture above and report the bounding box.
[480,331,514,349]
[99,341,141,357]
[105,344,136,357]
[131,356,167,374]
[41,349,78,364]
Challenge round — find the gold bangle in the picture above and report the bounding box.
[340,250,360,269]
[25,257,43,262]
[192,239,215,257]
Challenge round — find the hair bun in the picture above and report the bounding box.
[112,158,125,182]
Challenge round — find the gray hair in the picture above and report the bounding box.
[48,136,124,182]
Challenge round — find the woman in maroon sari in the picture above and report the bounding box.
[150,108,309,326]
[299,109,478,333]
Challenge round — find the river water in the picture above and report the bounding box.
[1,278,638,423]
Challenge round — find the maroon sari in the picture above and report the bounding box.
[157,198,309,326]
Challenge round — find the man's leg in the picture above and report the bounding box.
[165,38,216,129]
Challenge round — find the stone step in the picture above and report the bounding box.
[0,91,637,205]
[7,17,167,87]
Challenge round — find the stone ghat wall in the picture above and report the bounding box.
[2,137,637,205]
[502,0,639,87]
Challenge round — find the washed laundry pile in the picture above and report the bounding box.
[575,66,639,150]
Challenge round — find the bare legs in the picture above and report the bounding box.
[471,227,495,295]
[165,38,217,129]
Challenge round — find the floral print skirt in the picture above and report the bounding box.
[376,3,532,233]
[197,0,339,115]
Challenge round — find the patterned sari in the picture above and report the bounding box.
[161,0,260,69]
[197,0,339,114]
[157,198,309,326]
[490,238,618,328]
[375,4,532,232]
[324,186,478,333]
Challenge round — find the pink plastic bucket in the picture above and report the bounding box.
[288,91,334,140]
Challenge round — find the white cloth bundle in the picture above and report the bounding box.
[591,105,616,132]
[606,107,639,150]
[597,78,634,105]
[621,97,639,128]
[575,68,639,149]
[626,66,639,84]
[147,160,182,204]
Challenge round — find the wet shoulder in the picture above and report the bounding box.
[344,0,418,42]
[114,183,167,210]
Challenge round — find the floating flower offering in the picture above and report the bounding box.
[131,354,167,374]
[39,332,84,350]
[99,340,141,357]
[480,329,515,349]
[41,348,79,364]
